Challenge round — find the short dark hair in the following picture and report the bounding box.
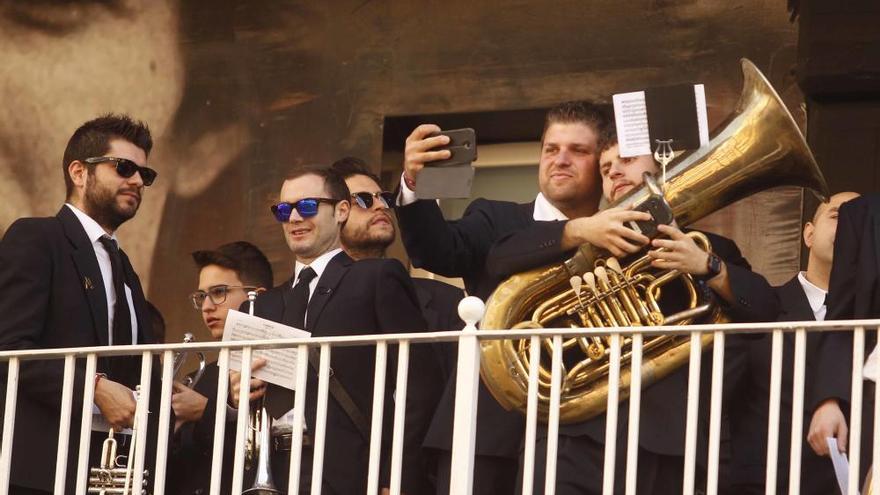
[285,165,350,202]
[330,156,382,186]
[597,124,618,154]
[542,101,610,143]
[146,301,166,344]
[191,241,274,289]
[62,114,153,198]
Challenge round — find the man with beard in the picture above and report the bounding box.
[0,114,162,494]
[332,156,463,491]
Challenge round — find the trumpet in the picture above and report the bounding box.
[172,332,207,388]
[243,290,281,494]
[88,387,149,494]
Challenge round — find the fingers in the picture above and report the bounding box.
[252,358,268,371]
[836,421,848,453]
[808,431,828,456]
[656,223,686,239]
[405,124,442,143]
[172,381,186,393]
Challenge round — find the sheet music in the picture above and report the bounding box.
[612,90,650,158]
[223,309,310,391]
[694,84,709,147]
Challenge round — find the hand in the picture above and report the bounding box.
[562,207,651,257]
[808,399,848,456]
[171,381,209,424]
[94,377,137,430]
[402,124,451,188]
[229,358,268,406]
[648,224,711,275]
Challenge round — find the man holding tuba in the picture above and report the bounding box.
[487,129,779,494]
[166,241,273,495]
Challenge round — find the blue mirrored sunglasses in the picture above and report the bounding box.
[270,198,339,222]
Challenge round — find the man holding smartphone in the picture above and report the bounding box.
[394,101,652,494]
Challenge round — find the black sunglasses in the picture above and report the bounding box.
[190,284,256,309]
[271,198,340,222]
[84,156,158,186]
[351,191,395,210]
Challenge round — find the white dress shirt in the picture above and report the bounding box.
[797,271,827,322]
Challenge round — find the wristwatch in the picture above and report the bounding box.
[700,252,723,281]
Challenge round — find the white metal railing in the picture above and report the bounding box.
[0,301,877,495]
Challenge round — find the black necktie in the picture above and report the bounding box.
[286,266,317,330]
[98,236,133,346]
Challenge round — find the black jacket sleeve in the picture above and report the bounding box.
[709,234,780,323]
[485,220,570,279]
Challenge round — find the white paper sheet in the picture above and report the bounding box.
[223,309,310,391]
[864,344,879,382]
[612,90,650,158]
[827,436,857,495]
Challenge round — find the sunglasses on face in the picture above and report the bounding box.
[83,156,158,186]
[270,198,340,222]
[190,284,256,310]
[351,191,394,210]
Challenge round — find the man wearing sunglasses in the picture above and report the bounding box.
[331,156,465,491]
[0,114,164,494]
[166,241,273,495]
[233,166,441,494]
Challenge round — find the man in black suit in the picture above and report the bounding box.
[0,114,159,493]
[394,101,654,494]
[728,191,859,494]
[487,137,778,494]
[167,241,273,494]
[231,166,441,494]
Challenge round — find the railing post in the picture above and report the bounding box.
[53,354,76,494]
[683,331,703,495]
[0,357,19,495]
[849,326,866,495]
[449,297,486,495]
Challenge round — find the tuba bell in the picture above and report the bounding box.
[479,58,830,424]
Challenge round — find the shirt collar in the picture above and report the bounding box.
[293,247,343,285]
[797,271,827,314]
[532,193,568,221]
[65,203,117,245]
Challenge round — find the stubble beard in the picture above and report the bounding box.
[83,175,139,232]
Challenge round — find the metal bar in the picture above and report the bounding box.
[152,350,175,495]
[848,327,865,495]
[522,335,542,495]
[367,342,388,495]
[874,328,880,495]
[132,351,153,493]
[706,330,725,495]
[682,331,703,495]
[231,346,253,495]
[624,333,643,495]
[75,353,97,495]
[765,329,784,495]
[788,328,807,495]
[209,348,230,495]
[449,314,483,495]
[288,344,311,495]
[0,357,19,495]
[310,343,332,495]
[544,334,564,495]
[53,355,76,494]
[389,341,411,495]
[603,333,622,495]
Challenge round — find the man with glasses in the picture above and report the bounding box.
[230,166,440,494]
[166,241,273,495]
[0,114,161,494]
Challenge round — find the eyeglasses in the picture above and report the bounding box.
[83,157,158,186]
[190,285,256,309]
[351,191,394,210]
[270,198,339,222]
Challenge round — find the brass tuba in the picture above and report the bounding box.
[479,59,830,424]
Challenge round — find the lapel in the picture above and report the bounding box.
[305,251,353,333]
[414,281,438,330]
[58,206,110,346]
[776,276,816,322]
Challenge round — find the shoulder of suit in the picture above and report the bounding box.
[2,216,62,244]
[412,277,465,297]
[349,257,408,275]
[462,197,526,215]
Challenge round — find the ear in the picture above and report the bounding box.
[68,160,88,189]
[335,199,350,224]
[803,222,815,250]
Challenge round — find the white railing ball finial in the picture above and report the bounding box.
[458,296,486,329]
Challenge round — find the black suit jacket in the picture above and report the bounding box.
[0,206,157,492]
[253,252,440,494]
[396,197,537,458]
[487,220,778,455]
[728,276,839,492]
